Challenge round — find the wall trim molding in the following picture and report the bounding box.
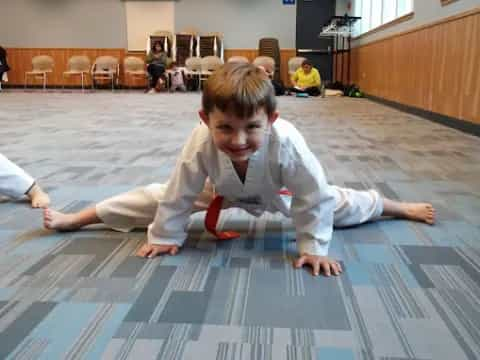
[366,94,480,138]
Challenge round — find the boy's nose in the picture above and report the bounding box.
[231,131,247,145]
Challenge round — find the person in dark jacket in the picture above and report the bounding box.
[0,46,11,87]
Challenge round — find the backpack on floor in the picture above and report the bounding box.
[344,84,364,98]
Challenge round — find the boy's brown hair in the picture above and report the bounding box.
[202,63,277,119]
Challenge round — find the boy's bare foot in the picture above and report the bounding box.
[43,208,79,231]
[402,203,436,225]
[27,184,50,208]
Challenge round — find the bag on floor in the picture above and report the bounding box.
[344,84,364,98]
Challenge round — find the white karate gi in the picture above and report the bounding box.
[0,153,35,199]
[97,119,383,256]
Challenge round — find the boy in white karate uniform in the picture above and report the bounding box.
[1,153,50,208]
[44,63,435,277]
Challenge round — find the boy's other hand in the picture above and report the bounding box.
[136,243,179,258]
[294,254,342,277]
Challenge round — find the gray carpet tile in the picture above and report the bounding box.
[0,90,479,359]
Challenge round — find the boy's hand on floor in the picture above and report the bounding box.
[294,254,342,277]
[136,243,179,258]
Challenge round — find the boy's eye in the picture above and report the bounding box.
[247,124,263,131]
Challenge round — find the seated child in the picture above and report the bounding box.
[257,65,285,96]
[44,63,435,277]
[289,59,321,97]
[1,153,50,208]
[169,62,186,92]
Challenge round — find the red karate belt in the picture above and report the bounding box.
[204,189,293,240]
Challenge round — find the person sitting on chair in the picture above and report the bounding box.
[146,41,169,93]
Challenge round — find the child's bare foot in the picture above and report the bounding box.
[43,208,79,231]
[27,184,50,208]
[402,203,436,225]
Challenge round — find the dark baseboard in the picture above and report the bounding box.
[366,94,480,138]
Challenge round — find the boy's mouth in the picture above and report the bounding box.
[227,146,250,154]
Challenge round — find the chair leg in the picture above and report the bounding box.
[81,73,84,92]
[43,73,46,91]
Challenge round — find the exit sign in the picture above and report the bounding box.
[283,0,295,4]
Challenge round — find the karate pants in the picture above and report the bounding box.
[96,183,384,232]
[0,153,35,199]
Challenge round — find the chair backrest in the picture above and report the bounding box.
[152,30,173,41]
[198,33,223,58]
[288,56,307,74]
[253,56,275,74]
[258,38,280,81]
[185,57,202,72]
[258,38,280,57]
[32,55,54,71]
[227,56,249,64]
[179,28,199,36]
[124,56,145,72]
[66,55,90,72]
[175,33,196,66]
[93,56,119,72]
[201,56,223,72]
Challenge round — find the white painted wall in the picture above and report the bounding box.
[0,0,298,50]
[0,0,127,48]
[125,1,175,51]
[174,0,297,49]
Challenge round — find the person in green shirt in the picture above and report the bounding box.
[146,41,169,92]
[289,59,321,97]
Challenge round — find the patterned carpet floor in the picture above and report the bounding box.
[0,90,479,359]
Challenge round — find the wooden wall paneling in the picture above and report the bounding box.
[6,48,301,91]
[417,28,433,110]
[333,53,337,83]
[351,9,480,125]
[6,48,126,87]
[462,13,480,122]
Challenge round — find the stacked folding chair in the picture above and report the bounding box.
[198,33,224,61]
[173,33,196,67]
[258,38,281,82]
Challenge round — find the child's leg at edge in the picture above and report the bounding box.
[381,197,435,225]
[44,207,100,231]
[27,183,51,208]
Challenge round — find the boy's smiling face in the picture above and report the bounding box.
[200,107,278,164]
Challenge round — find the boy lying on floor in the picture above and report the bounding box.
[44,63,435,277]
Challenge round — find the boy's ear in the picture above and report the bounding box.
[268,111,279,124]
[199,110,209,125]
